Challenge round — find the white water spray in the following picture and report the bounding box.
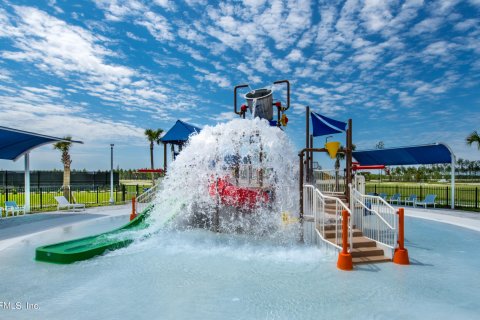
[146,118,299,241]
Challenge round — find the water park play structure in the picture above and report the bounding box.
[35,80,409,270]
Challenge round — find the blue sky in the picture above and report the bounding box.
[0,0,479,171]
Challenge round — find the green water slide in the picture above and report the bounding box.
[35,206,153,264]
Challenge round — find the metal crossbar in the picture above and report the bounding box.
[303,184,352,251]
[350,186,397,256]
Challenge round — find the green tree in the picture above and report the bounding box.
[53,136,73,199]
[375,141,385,149]
[466,130,480,150]
[144,128,164,184]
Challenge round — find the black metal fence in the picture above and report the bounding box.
[0,184,148,213]
[0,170,120,187]
[366,184,480,209]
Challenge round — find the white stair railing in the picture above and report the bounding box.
[312,169,345,194]
[350,186,397,257]
[135,182,161,214]
[303,184,352,251]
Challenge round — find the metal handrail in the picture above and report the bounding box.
[312,169,345,193]
[135,182,161,214]
[352,190,394,229]
[303,184,352,251]
[350,185,397,253]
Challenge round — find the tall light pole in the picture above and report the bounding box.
[109,144,114,204]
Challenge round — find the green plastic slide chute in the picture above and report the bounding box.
[35,205,153,264]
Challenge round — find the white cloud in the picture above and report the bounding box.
[137,11,173,41]
[153,0,176,11]
[2,6,134,83]
[126,31,147,42]
[410,17,443,35]
[286,49,304,62]
[423,41,452,56]
[453,19,478,31]
[302,86,329,95]
[360,0,394,33]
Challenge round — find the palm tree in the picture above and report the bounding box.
[144,128,164,184]
[466,131,480,150]
[53,136,73,200]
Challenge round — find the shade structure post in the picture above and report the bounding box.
[305,106,310,182]
[451,155,455,209]
[109,144,114,204]
[24,153,30,213]
[163,142,167,173]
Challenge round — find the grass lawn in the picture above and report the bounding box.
[1,184,149,217]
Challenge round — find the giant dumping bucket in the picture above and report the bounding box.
[245,88,273,120]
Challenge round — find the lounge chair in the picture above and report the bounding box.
[379,193,388,200]
[415,194,437,208]
[404,194,417,206]
[4,201,25,217]
[389,193,401,205]
[54,196,85,211]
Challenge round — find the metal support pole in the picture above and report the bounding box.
[305,106,310,182]
[163,142,167,173]
[451,155,455,209]
[346,119,352,203]
[109,144,114,204]
[299,152,304,219]
[310,134,314,177]
[24,153,30,213]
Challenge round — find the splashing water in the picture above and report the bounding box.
[145,118,300,242]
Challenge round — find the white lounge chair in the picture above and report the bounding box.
[4,201,26,217]
[415,194,437,208]
[54,196,85,211]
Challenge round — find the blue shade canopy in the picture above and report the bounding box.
[352,143,453,165]
[311,112,347,137]
[160,120,201,144]
[0,126,83,161]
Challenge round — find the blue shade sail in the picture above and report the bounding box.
[160,120,201,144]
[0,126,82,161]
[311,112,347,137]
[353,143,453,165]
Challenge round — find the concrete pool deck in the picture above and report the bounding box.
[0,204,130,251]
[399,206,480,232]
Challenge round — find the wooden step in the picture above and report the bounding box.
[321,224,357,231]
[323,224,343,231]
[328,236,377,248]
[350,247,385,258]
[352,255,391,264]
[323,229,363,239]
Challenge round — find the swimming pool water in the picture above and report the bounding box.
[0,216,479,319]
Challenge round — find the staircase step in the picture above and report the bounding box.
[321,224,357,231]
[352,255,391,264]
[328,236,377,248]
[323,224,343,231]
[323,229,363,239]
[350,247,385,258]
[351,237,377,248]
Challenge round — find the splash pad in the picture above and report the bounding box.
[36,81,299,263]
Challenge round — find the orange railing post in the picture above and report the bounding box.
[130,197,137,221]
[337,209,353,271]
[393,208,410,265]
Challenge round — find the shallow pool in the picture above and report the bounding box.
[0,216,479,319]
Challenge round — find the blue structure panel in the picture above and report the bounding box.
[311,112,347,137]
[353,143,452,165]
[161,120,201,144]
[0,126,82,161]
